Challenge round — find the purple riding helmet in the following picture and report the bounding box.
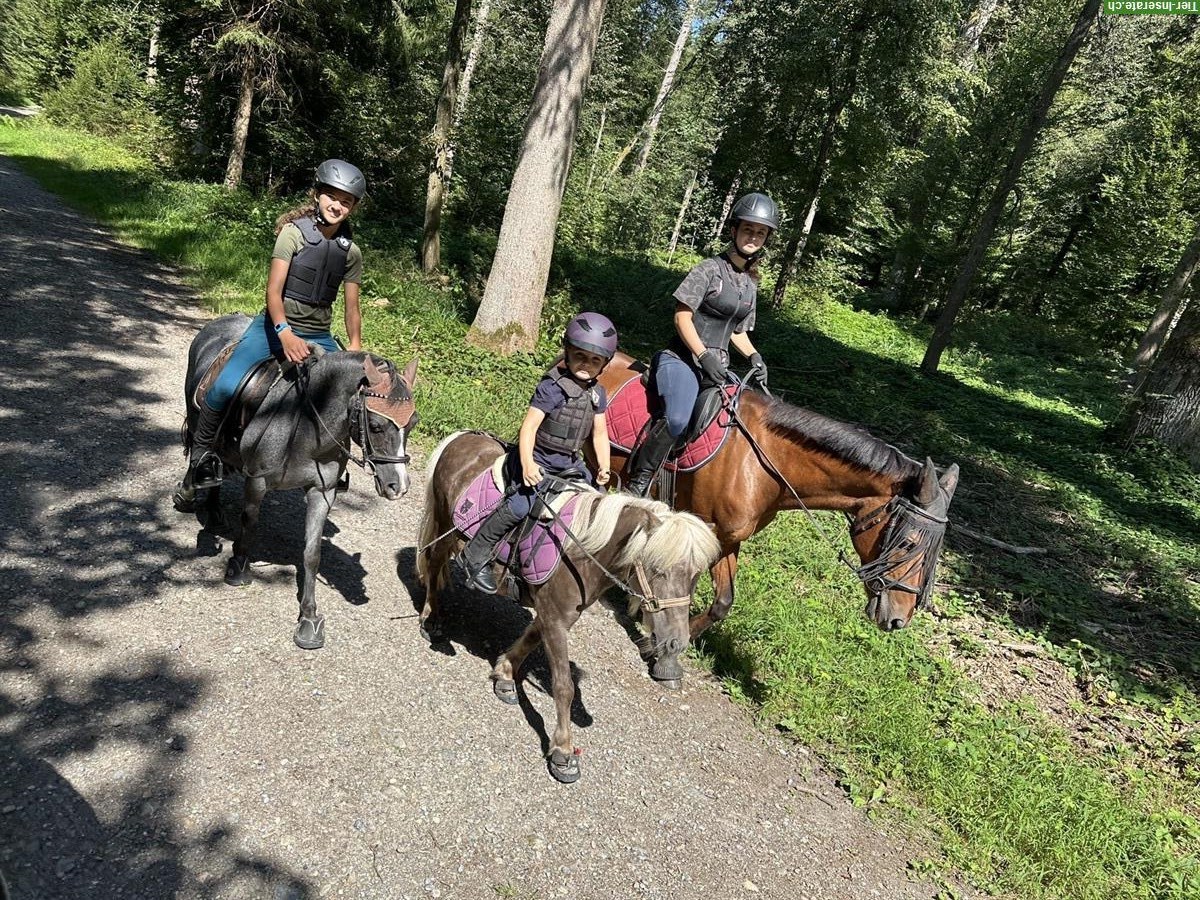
[563,312,618,360]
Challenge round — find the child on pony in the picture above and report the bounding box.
[459,312,618,594]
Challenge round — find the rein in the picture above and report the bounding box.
[720,375,946,606]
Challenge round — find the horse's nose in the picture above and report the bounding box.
[886,617,907,632]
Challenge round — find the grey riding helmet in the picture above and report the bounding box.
[730,192,780,232]
[314,159,367,200]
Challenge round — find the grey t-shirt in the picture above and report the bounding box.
[272,222,363,333]
[669,254,757,361]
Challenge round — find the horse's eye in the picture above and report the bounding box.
[370,422,385,434]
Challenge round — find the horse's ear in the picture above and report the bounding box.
[402,357,418,388]
[363,355,384,385]
[916,457,939,506]
[938,463,960,500]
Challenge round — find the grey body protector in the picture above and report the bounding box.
[668,253,757,375]
[282,216,353,309]
[534,369,600,455]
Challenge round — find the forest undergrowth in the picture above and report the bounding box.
[4,119,1198,900]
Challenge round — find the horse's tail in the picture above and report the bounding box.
[415,431,468,582]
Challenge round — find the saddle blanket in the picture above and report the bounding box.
[606,378,735,473]
[452,457,586,585]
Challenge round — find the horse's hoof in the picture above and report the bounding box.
[547,748,581,784]
[294,616,325,650]
[224,556,252,586]
[419,619,442,644]
[493,678,518,705]
[655,678,683,691]
[172,482,196,513]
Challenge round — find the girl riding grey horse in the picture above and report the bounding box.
[178,159,369,499]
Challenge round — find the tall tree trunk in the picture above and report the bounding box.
[635,0,700,175]
[223,56,256,192]
[711,171,741,247]
[470,0,608,352]
[887,0,1002,309]
[1123,221,1200,390]
[959,0,999,73]
[920,0,1101,375]
[771,11,868,308]
[147,21,161,86]
[421,0,473,273]
[668,169,698,260]
[455,0,492,125]
[1117,297,1200,467]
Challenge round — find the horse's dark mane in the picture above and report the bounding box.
[759,395,919,481]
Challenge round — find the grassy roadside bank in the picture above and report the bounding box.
[4,119,1197,899]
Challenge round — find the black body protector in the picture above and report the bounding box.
[534,369,600,455]
[669,253,756,373]
[282,216,353,308]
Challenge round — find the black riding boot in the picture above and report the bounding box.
[624,418,677,498]
[185,400,225,491]
[459,505,524,594]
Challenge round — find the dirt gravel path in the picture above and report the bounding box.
[0,156,956,900]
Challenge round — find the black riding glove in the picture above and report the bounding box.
[749,352,768,391]
[697,350,728,384]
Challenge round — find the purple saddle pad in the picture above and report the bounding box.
[452,465,584,585]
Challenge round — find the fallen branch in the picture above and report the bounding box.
[950,522,1047,555]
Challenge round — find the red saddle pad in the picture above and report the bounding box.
[606,378,735,473]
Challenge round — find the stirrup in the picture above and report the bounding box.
[189,453,224,491]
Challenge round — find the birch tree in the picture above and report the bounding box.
[420,0,473,272]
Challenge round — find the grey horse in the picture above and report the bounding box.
[173,313,419,649]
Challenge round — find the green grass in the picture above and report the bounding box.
[4,118,1198,899]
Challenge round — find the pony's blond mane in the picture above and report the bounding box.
[569,493,720,574]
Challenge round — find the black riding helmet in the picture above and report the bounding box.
[727,192,780,262]
[730,192,780,232]
[314,159,367,201]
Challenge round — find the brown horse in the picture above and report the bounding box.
[599,351,959,639]
[415,431,721,783]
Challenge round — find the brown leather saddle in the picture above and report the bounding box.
[192,343,285,447]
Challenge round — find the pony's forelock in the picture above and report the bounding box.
[625,509,720,573]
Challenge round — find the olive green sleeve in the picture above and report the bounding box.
[272,223,304,261]
[344,242,363,284]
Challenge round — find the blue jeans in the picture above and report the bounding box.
[650,351,700,438]
[205,313,340,411]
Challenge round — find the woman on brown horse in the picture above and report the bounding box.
[624,192,781,496]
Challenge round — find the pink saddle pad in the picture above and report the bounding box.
[452,464,584,585]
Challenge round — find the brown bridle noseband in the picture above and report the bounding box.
[846,495,948,609]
